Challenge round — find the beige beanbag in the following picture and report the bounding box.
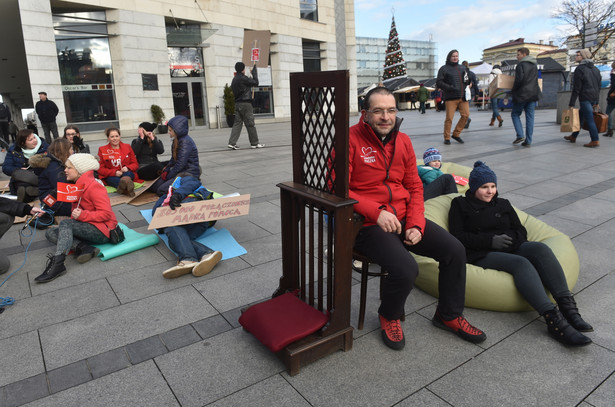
[412,165,580,312]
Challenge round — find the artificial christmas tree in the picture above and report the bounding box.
[382,16,407,81]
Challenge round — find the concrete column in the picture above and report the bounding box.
[19,0,66,128]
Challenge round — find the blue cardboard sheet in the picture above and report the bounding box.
[140,209,246,260]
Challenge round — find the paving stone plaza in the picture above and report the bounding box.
[0,107,614,406]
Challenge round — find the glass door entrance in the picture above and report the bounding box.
[171,79,207,127]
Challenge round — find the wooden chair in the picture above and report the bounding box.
[351,214,403,330]
[275,70,356,375]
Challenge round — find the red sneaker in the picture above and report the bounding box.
[379,315,405,350]
[432,312,486,343]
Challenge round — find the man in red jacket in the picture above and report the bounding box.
[350,87,486,350]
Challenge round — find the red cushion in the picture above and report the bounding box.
[238,292,329,352]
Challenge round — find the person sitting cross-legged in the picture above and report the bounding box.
[152,174,222,279]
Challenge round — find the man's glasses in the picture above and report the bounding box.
[367,108,398,116]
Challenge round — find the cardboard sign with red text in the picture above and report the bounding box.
[148,194,251,230]
[452,174,469,186]
[57,183,85,202]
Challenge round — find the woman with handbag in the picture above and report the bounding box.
[563,49,602,148]
[36,154,118,283]
[604,61,615,138]
[2,129,49,202]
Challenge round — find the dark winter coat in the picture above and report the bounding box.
[231,67,259,103]
[448,191,528,263]
[0,196,32,218]
[608,72,615,106]
[436,61,469,101]
[131,136,165,166]
[2,139,49,176]
[569,61,602,106]
[35,99,59,123]
[511,56,540,103]
[29,153,71,216]
[165,116,200,180]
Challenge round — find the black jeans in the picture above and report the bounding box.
[354,219,466,320]
[423,174,458,200]
[473,241,571,314]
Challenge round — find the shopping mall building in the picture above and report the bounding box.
[0,0,357,135]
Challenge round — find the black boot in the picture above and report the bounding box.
[543,308,591,346]
[74,242,100,264]
[34,254,66,283]
[556,296,593,332]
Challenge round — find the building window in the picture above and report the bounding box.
[53,11,117,129]
[302,40,321,72]
[168,47,204,78]
[300,0,318,21]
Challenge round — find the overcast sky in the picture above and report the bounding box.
[354,0,571,66]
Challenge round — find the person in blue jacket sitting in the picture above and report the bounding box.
[2,129,49,202]
[417,147,458,200]
[149,115,200,196]
[152,174,222,279]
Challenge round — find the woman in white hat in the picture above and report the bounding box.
[35,153,118,283]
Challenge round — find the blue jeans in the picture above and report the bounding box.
[165,223,214,262]
[511,101,536,144]
[104,171,135,188]
[570,100,599,141]
[491,98,500,119]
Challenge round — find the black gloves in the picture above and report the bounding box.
[169,193,182,210]
[491,234,513,250]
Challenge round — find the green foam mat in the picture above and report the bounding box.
[92,223,159,261]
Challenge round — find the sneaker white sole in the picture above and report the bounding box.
[192,251,222,277]
[163,262,197,279]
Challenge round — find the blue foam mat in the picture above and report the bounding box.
[140,209,247,260]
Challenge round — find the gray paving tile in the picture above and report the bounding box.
[574,271,615,351]
[155,328,284,407]
[191,314,233,339]
[397,388,451,407]
[585,372,615,407]
[193,259,283,313]
[243,201,282,234]
[0,331,44,387]
[207,374,310,407]
[285,314,482,406]
[125,335,168,364]
[238,233,282,266]
[86,348,131,379]
[47,360,91,394]
[535,214,594,239]
[548,197,615,226]
[0,279,119,340]
[160,325,202,351]
[39,285,217,370]
[24,361,179,407]
[4,373,48,407]
[427,321,615,407]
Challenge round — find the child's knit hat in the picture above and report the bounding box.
[469,161,497,193]
[423,148,442,165]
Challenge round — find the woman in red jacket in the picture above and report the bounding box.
[36,153,118,283]
[97,127,142,196]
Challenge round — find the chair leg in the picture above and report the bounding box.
[358,260,369,330]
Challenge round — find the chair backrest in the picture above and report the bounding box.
[289,71,350,198]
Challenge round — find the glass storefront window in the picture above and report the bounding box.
[253,87,273,115]
[169,47,204,78]
[53,11,117,128]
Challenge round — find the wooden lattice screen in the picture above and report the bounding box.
[276,70,356,375]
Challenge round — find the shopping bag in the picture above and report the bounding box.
[561,108,580,132]
[593,112,608,133]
